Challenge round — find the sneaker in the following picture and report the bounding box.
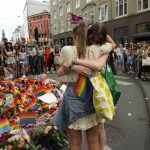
[52,71,56,74]
[135,77,139,79]
[47,71,50,74]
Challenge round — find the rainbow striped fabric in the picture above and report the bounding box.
[41,103,49,111]
[73,74,93,101]
[10,120,20,129]
[0,117,11,135]
[34,88,45,97]
[24,98,37,111]
[19,112,37,126]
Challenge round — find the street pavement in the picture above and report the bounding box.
[44,72,150,150]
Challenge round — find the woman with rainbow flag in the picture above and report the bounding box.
[52,21,116,150]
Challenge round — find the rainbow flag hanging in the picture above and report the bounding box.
[24,98,37,111]
[19,112,37,126]
[0,117,11,135]
[73,74,93,101]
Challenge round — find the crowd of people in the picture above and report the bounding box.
[0,21,150,150]
[0,38,61,80]
[109,41,150,80]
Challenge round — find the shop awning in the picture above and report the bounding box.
[131,32,150,38]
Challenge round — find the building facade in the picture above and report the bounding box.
[50,0,150,45]
[12,26,21,45]
[23,0,50,43]
[28,12,51,44]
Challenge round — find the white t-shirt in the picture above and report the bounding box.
[60,43,112,82]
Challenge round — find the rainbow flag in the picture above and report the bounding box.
[37,73,46,83]
[0,117,11,135]
[34,88,45,97]
[41,103,49,111]
[10,120,20,129]
[73,74,93,101]
[24,98,37,111]
[19,112,37,126]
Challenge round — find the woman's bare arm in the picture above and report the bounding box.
[63,54,108,72]
[107,35,116,49]
[57,65,67,76]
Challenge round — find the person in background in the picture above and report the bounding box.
[27,45,37,75]
[141,44,150,80]
[115,44,124,74]
[4,42,17,78]
[126,52,134,74]
[14,44,20,77]
[36,45,44,74]
[1,38,8,66]
[108,49,117,75]
[43,46,50,73]
[18,45,28,77]
[54,44,60,71]
[49,44,56,73]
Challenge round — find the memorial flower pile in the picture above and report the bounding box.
[0,74,68,150]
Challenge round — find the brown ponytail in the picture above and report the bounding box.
[73,21,88,59]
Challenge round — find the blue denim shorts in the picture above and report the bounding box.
[52,82,95,130]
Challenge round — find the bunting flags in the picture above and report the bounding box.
[70,13,83,24]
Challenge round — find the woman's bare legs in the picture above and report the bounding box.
[86,125,100,150]
[99,123,106,150]
[68,129,82,150]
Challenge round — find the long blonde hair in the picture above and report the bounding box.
[73,21,88,59]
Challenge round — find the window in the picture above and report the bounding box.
[116,0,127,17]
[137,0,150,11]
[53,0,56,5]
[41,24,43,30]
[114,26,128,36]
[53,10,56,19]
[38,24,41,30]
[86,0,92,3]
[40,16,42,19]
[60,22,64,33]
[136,22,150,33]
[76,0,80,9]
[90,10,95,23]
[53,24,57,34]
[99,4,108,21]
[59,7,63,16]
[67,19,71,30]
[67,2,71,13]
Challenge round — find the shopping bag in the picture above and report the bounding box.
[142,57,150,66]
[89,73,115,121]
[73,74,93,101]
[102,64,121,106]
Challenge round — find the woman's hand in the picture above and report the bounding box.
[62,58,73,72]
[72,65,92,76]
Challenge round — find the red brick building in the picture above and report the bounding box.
[28,11,51,44]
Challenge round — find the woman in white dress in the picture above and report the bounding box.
[53,22,116,150]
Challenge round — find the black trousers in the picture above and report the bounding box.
[49,55,56,71]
